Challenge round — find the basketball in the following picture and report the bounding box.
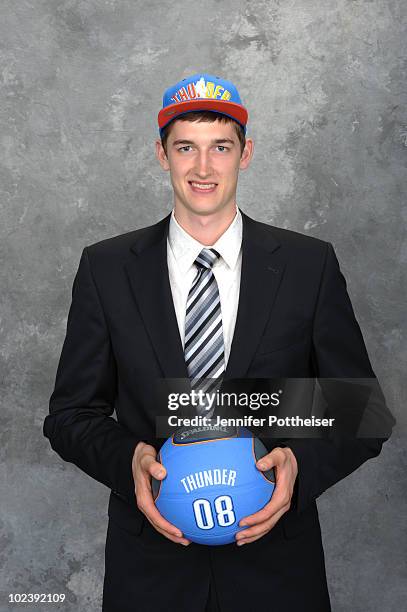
[152,425,275,545]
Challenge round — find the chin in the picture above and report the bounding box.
[185,201,226,216]
[182,195,233,216]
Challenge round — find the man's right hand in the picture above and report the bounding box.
[132,441,191,546]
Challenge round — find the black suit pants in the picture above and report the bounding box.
[102,514,331,612]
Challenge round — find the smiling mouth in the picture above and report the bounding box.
[188,181,218,192]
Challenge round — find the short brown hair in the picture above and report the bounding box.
[160,111,246,157]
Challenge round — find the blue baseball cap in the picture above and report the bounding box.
[158,73,248,137]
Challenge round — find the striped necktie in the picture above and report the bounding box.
[184,248,225,413]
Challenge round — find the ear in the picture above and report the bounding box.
[156,139,170,171]
[239,137,254,170]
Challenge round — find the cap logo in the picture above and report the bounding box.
[158,73,248,134]
[170,77,232,105]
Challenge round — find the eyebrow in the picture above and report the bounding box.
[172,138,236,146]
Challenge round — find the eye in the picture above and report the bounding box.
[216,146,228,152]
[178,145,192,152]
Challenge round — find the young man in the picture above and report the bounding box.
[44,74,392,612]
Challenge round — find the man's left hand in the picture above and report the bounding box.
[236,446,298,546]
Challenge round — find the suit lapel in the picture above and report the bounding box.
[225,212,285,379]
[124,214,189,379]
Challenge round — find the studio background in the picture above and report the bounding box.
[1,1,406,611]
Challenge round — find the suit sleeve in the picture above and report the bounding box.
[43,247,142,505]
[283,242,395,514]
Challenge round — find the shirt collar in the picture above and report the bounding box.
[168,207,242,274]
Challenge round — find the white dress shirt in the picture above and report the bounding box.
[167,208,242,365]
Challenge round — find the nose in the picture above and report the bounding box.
[195,151,212,177]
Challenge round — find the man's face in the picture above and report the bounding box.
[156,118,253,217]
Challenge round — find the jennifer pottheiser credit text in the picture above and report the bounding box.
[167,415,336,428]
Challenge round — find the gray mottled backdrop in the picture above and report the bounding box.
[1,1,406,610]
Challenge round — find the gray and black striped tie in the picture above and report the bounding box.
[184,248,225,414]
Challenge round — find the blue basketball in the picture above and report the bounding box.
[152,425,275,545]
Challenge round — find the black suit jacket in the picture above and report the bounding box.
[43,211,393,612]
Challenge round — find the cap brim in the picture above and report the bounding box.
[158,99,248,131]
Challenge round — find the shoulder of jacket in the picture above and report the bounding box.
[270,225,330,252]
[243,213,331,254]
[84,215,168,259]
